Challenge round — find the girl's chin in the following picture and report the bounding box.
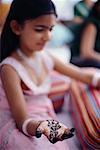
[31,45,45,52]
[37,44,46,49]
[37,46,45,51]
[36,48,44,51]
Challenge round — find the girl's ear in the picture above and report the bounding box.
[10,20,22,35]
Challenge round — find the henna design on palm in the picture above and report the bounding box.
[47,120,61,143]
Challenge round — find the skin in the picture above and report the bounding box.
[80,23,100,61]
[1,14,100,140]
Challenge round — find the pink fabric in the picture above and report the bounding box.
[0,52,69,150]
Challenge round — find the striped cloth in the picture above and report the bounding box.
[70,80,100,150]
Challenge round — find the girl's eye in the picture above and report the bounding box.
[49,28,53,31]
[34,27,53,32]
[34,28,44,32]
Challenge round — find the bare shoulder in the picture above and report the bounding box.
[81,23,97,42]
[84,23,96,33]
[1,64,20,85]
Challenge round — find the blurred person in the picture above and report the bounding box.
[68,0,95,63]
[70,0,100,68]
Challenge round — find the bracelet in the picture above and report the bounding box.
[92,72,100,87]
[22,118,34,137]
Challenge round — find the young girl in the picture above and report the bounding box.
[0,0,100,149]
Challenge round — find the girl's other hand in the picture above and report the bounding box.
[92,71,100,88]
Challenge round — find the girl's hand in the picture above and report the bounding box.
[35,120,75,144]
[92,72,100,88]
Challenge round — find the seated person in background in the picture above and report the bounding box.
[0,0,100,149]
[69,0,94,61]
[70,0,100,68]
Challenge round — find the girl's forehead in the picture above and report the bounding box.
[22,14,57,29]
[30,14,57,24]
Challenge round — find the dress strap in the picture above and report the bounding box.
[0,57,37,92]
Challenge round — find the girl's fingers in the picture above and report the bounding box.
[70,128,75,133]
[35,129,42,138]
[61,132,74,140]
[61,128,75,140]
[36,121,50,138]
[35,122,46,138]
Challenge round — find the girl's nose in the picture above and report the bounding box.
[43,30,52,41]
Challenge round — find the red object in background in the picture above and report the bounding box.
[48,71,70,112]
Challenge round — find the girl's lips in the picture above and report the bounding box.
[37,43,45,47]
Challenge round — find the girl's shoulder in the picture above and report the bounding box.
[0,57,27,80]
[86,16,100,30]
[0,57,36,92]
[0,57,23,71]
[0,57,21,90]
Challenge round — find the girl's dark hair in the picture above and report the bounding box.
[0,0,57,62]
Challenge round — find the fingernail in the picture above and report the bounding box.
[70,128,75,133]
[50,138,58,144]
[61,133,74,140]
[35,130,42,138]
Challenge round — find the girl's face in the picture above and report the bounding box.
[17,14,56,54]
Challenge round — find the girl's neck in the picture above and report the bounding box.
[17,48,37,60]
[18,47,36,59]
[16,48,42,77]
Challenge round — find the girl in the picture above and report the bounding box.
[0,0,99,149]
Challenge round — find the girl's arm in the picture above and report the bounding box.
[51,55,100,87]
[80,23,100,61]
[1,65,39,135]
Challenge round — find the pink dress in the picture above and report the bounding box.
[0,52,69,150]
